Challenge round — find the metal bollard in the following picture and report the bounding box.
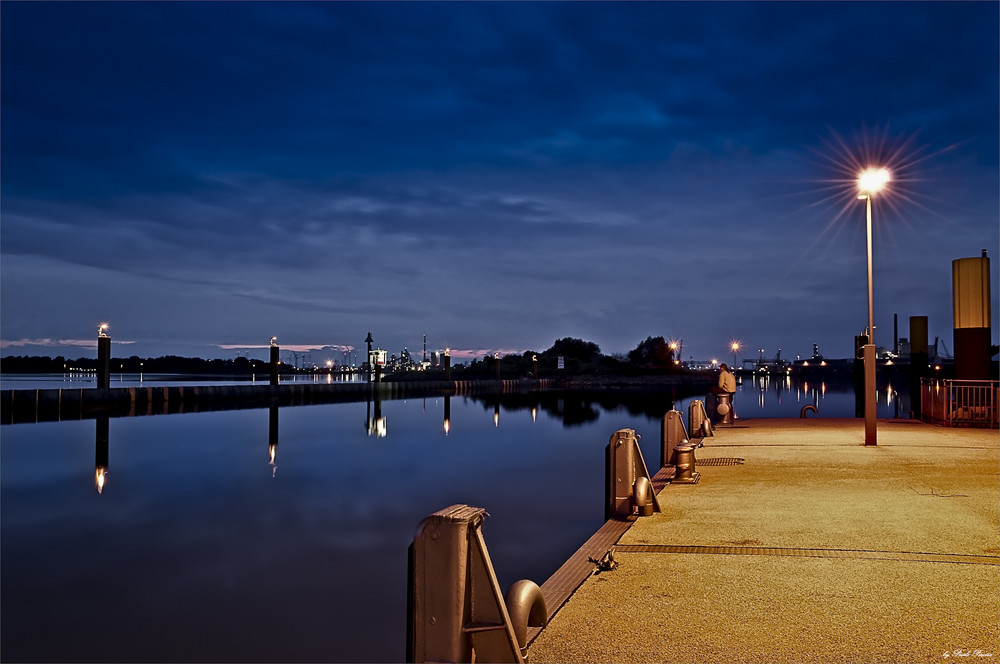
[408,504,546,663]
[688,400,713,439]
[673,444,701,484]
[660,410,689,468]
[715,392,735,425]
[505,580,547,655]
[633,476,654,517]
[607,429,661,521]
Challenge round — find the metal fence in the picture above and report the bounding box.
[921,379,999,428]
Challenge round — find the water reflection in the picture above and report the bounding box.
[268,404,279,477]
[366,396,387,437]
[443,395,450,435]
[471,387,706,428]
[4,379,915,663]
[94,416,109,493]
[720,372,912,419]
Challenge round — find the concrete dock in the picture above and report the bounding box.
[527,419,999,664]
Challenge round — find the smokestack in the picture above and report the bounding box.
[894,313,898,355]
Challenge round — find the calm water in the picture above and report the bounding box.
[0,377,911,662]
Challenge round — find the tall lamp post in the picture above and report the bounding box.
[857,167,890,446]
[731,341,740,372]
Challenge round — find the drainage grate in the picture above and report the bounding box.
[613,544,999,566]
[696,457,745,466]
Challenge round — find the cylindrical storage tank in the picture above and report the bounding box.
[953,254,992,380]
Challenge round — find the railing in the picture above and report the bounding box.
[921,379,999,428]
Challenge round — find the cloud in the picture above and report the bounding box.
[1,338,135,350]
[1,2,996,361]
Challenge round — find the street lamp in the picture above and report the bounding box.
[730,341,741,371]
[857,167,890,446]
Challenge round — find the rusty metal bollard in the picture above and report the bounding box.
[688,399,713,439]
[408,504,546,663]
[607,429,661,521]
[660,410,689,468]
[673,444,701,484]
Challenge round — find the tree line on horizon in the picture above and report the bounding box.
[0,336,684,377]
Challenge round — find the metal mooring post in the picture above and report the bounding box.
[607,429,661,521]
[269,338,280,386]
[688,400,713,439]
[660,411,689,469]
[408,504,546,663]
[97,330,111,390]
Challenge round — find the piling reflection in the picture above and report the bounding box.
[443,395,451,435]
[268,405,279,477]
[366,396,387,438]
[94,415,109,493]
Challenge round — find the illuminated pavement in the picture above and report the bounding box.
[527,419,999,664]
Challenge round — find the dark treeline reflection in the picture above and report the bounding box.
[469,386,710,428]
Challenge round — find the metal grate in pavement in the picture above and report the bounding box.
[696,457,745,466]
[613,544,999,566]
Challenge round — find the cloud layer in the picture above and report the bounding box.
[2,2,997,363]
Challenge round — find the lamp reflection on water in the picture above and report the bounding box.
[268,405,279,477]
[366,397,387,438]
[443,396,451,435]
[95,467,107,493]
[94,416,109,494]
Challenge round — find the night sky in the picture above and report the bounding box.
[2,2,997,365]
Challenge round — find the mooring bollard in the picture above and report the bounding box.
[408,504,546,663]
[660,410,689,469]
[607,429,661,521]
[688,400,713,439]
[672,443,701,484]
[715,392,735,425]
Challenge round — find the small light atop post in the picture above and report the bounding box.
[96,324,111,389]
[269,337,280,386]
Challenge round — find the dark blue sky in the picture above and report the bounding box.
[2,1,998,364]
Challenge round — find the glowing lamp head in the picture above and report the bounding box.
[857,167,891,197]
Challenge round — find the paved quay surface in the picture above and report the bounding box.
[527,418,999,664]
